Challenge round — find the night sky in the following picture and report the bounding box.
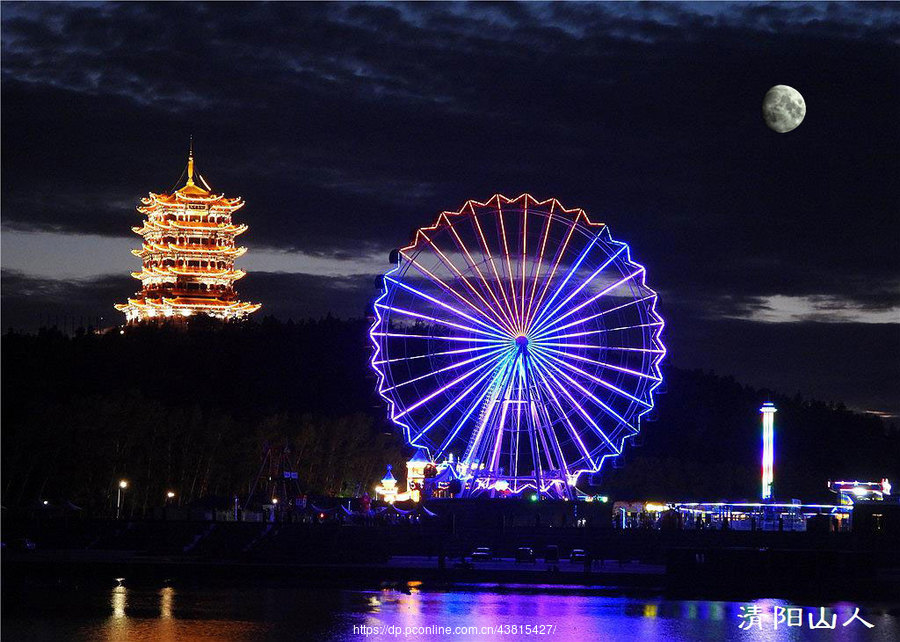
[2,3,898,415]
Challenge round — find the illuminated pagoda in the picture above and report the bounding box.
[116,143,260,323]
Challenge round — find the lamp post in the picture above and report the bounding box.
[116,479,129,519]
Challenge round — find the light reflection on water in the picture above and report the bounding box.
[2,581,896,641]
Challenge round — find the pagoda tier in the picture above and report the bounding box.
[116,147,261,323]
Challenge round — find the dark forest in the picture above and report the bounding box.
[3,317,896,515]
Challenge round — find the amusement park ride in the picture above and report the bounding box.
[369,194,666,500]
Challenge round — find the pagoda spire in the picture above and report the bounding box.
[186,136,195,187]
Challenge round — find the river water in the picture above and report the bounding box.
[3,582,898,641]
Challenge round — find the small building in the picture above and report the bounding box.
[374,465,400,503]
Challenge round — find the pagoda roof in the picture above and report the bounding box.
[177,183,212,197]
[116,296,261,312]
[142,191,244,208]
[133,242,247,258]
[131,266,246,280]
[138,145,244,209]
[409,449,430,464]
[132,220,248,234]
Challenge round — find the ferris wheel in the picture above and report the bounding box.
[369,194,665,498]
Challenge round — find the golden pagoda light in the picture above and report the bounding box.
[116,141,260,323]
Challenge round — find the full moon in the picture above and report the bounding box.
[762,85,806,133]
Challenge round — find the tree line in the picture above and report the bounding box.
[2,317,896,514]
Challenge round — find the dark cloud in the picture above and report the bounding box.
[1,3,898,411]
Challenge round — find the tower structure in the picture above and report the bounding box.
[760,402,776,500]
[116,143,260,322]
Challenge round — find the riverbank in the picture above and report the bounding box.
[3,549,894,602]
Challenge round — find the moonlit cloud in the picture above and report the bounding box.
[735,294,900,325]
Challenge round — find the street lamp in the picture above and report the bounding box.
[117,479,129,519]
[166,491,176,499]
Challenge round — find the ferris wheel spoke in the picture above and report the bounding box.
[409,357,507,445]
[383,345,510,393]
[528,244,626,336]
[522,203,555,331]
[373,343,504,365]
[372,332,502,344]
[520,200,528,331]
[526,235,598,337]
[532,344,662,381]
[375,302,506,340]
[532,267,645,337]
[531,294,658,340]
[489,351,523,473]
[529,356,622,454]
[395,354,502,419]
[535,320,664,343]
[547,352,636,438]
[432,367,501,461]
[462,354,516,468]
[524,216,580,333]
[532,346,652,408]
[536,342,665,353]
[519,356,541,480]
[384,275,509,338]
[532,368,597,470]
[413,230,518,336]
[495,197,521,328]
[540,404,570,477]
[444,217,519,335]
[489,395,510,472]
[524,355,578,475]
[470,203,519,332]
[388,263,510,337]
[532,350,636,432]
